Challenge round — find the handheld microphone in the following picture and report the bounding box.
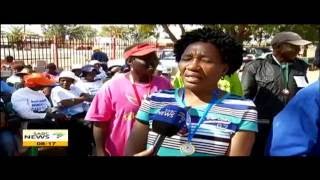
[150,105,187,156]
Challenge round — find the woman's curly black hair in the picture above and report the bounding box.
[174,27,243,76]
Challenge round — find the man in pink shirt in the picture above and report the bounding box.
[85,43,172,156]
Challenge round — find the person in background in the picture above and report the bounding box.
[1,70,14,94]
[76,65,103,96]
[12,67,32,90]
[43,63,59,81]
[89,60,108,81]
[51,71,89,119]
[1,56,15,70]
[91,47,109,63]
[11,73,64,129]
[241,31,311,156]
[85,43,172,156]
[50,71,92,156]
[155,64,172,81]
[71,64,83,78]
[172,70,243,96]
[0,98,19,156]
[6,64,25,87]
[265,43,320,156]
[75,65,103,111]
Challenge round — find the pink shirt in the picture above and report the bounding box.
[85,73,171,156]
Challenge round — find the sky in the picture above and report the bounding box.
[1,24,203,39]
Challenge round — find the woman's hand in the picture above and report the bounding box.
[133,147,154,156]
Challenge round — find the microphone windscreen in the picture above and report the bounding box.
[151,105,187,137]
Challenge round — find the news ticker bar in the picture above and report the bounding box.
[23,129,68,147]
[23,141,68,147]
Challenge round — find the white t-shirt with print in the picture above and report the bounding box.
[75,79,103,96]
[50,85,85,116]
[95,68,107,81]
[74,79,103,111]
[6,75,21,84]
[11,87,51,119]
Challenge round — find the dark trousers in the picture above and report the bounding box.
[0,129,18,156]
[26,113,93,156]
[61,112,93,156]
[251,123,271,156]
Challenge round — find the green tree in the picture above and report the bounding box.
[41,24,99,42]
[204,24,254,43]
[68,25,97,40]
[7,26,25,49]
[277,24,319,43]
[41,24,73,41]
[100,25,130,39]
[129,24,157,41]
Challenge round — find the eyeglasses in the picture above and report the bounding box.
[133,58,159,70]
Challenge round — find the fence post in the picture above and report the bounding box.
[52,35,59,68]
[111,37,116,59]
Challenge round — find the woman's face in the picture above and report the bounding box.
[178,42,228,92]
[59,77,74,90]
[94,64,101,70]
[72,69,82,77]
[84,71,97,82]
[130,53,159,81]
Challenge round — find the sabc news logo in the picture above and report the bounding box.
[23,130,68,147]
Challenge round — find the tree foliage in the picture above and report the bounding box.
[41,24,97,41]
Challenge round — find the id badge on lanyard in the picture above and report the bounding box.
[179,89,229,156]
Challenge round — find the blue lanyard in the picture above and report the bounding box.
[181,89,229,142]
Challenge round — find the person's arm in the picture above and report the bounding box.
[84,83,114,155]
[51,87,90,108]
[241,63,257,99]
[266,84,319,156]
[93,121,110,156]
[58,96,87,107]
[125,120,150,156]
[228,131,256,156]
[228,101,258,156]
[125,94,153,156]
[11,93,47,119]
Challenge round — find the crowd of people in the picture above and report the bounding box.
[0,28,319,156]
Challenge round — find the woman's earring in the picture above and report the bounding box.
[220,75,225,80]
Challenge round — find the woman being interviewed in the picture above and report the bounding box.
[125,28,258,156]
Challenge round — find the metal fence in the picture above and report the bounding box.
[0,35,155,71]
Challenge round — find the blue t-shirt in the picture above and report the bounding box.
[0,80,14,94]
[266,80,320,156]
[91,51,108,62]
[136,88,258,156]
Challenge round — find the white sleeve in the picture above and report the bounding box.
[73,85,85,96]
[74,82,88,94]
[11,92,47,119]
[50,87,66,107]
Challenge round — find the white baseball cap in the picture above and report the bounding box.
[71,64,82,70]
[58,71,78,82]
[89,60,101,66]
